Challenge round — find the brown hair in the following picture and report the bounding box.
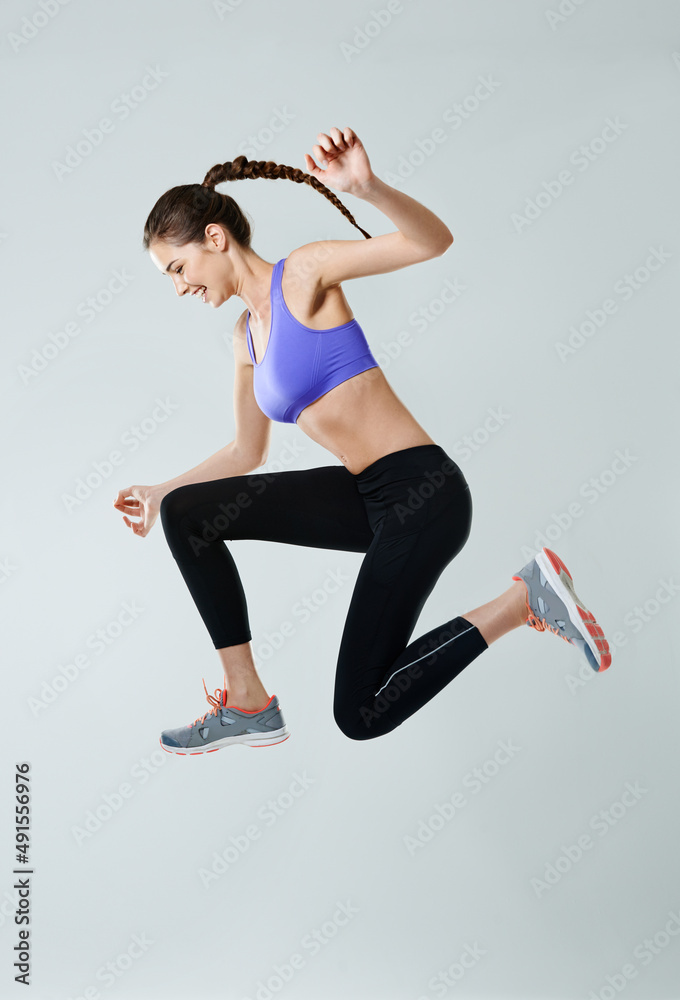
[142,155,371,251]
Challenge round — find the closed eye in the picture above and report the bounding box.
[176,265,184,275]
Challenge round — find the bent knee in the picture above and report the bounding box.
[159,484,191,525]
[332,703,379,742]
[159,484,204,549]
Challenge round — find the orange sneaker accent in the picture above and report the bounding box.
[523,602,573,646]
[188,678,227,729]
[543,547,573,581]
[225,694,276,714]
[514,556,613,672]
[512,575,567,639]
[575,606,612,670]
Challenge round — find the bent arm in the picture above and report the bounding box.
[353,177,453,253]
[154,319,271,497]
[157,441,264,495]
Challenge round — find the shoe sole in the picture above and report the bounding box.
[159,725,291,755]
[532,547,611,673]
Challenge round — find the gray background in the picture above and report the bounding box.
[3,0,680,997]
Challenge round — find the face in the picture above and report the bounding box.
[149,226,231,308]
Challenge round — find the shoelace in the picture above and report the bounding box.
[188,677,227,728]
[525,603,571,644]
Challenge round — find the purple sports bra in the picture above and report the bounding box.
[246,257,380,423]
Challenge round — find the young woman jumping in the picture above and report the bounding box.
[113,126,611,755]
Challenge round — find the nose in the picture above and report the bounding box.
[172,277,190,297]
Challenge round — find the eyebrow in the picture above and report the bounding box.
[164,258,180,274]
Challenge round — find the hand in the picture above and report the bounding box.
[113,484,165,538]
[303,126,376,195]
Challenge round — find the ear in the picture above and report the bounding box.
[204,223,227,250]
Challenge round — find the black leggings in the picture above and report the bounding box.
[160,443,488,741]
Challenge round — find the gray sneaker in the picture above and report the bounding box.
[512,546,612,673]
[160,680,290,755]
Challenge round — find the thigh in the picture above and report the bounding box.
[160,464,376,553]
[334,484,473,705]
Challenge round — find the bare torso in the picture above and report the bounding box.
[243,253,437,475]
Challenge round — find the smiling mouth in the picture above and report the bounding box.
[192,286,207,302]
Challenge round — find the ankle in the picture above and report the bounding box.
[225,684,271,711]
[509,582,527,629]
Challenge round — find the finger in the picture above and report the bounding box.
[315,133,335,154]
[311,143,331,165]
[304,153,324,176]
[329,126,347,148]
[114,499,140,511]
[343,127,357,146]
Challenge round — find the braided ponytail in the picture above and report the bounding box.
[142,154,371,251]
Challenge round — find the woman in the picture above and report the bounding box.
[113,126,611,755]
